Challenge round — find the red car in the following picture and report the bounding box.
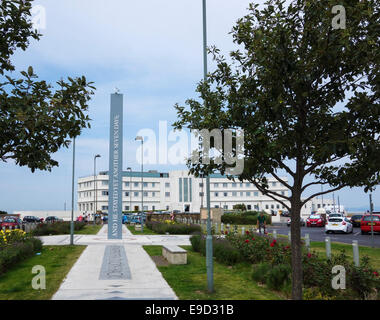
[1,217,22,230]
[306,214,326,227]
[360,214,380,235]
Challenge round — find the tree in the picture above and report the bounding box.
[174,0,380,299]
[0,0,95,172]
[233,204,247,211]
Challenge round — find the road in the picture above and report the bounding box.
[267,225,380,248]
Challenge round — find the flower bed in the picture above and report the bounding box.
[221,211,272,225]
[146,221,201,235]
[190,230,380,299]
[0,229,42,275]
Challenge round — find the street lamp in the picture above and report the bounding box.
[202,0,214,293]
[70,137,76,245]
[93,154,101,225]
[127,167,132,212]
[135,136,144,232]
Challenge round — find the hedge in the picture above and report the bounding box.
[146,221,201,235]
[221,211,271,225]
[0,237,42,275]
[31,221,86,236]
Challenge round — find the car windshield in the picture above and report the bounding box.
[329,218,343,222]
[363,216,380,221]
[309,215,320,219]
[352,216,362,219]
[3,218,16,223]
[329,214,342,217]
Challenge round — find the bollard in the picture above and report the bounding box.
[273,230,277,240]
[325,237,331,260]
[234,225,238,233]
[288,231,291,242]
[227,223,230,232]
[215,222,218,234]
[305,234,310,252]
[221,223,224,233]
[352,240,360,267]
[242,227,245,236]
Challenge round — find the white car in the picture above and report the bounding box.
[325,217,353,234]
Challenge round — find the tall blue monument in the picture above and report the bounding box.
[108,93,123,239]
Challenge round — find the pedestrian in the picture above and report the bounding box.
[257,212,267,234]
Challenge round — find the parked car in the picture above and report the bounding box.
[281,211,290,217]
[360,214,380,235]
[23,216,41,223]
[328,213,345,219]
[349,215,363,228]
[45,216,61,224]
[325,217,353,234]
[1,217,22,230]
[306,214,326,227]
[287,218,305,227]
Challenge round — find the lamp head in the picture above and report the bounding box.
[95,154,101,158]
[135,136,143,141]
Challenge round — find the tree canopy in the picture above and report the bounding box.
[174,0,379,299]
[0,0,95,172]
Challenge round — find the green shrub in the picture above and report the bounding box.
[265,264,291,291]
[213,239,243,265]
[31,222,86,236]
[190,233,202,252]
[0,238,42,275]
[252,263,271,284]
[221,212,271,225]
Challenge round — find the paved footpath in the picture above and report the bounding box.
[48,225,190,300]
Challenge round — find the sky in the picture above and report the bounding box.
[0,0,378,214]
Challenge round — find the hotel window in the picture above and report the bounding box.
[277,204,280,209]
[247,205,252,210]
[125,192,129,197]
[152,192,156,197]
[102,191,108,196]
[101,206,108,211]
[165,192,170,197]
[265,204,269,209]
[232,183,237,188]
[199,192,204,196]
[125,182,129,187]
[240,183,243,187]
[232,191,237,197]
[124,206,129,211]
[134,182,139,187]
[246,183,250,187]
[152,182,156,187]
[102,181,109,186]
[223,205,228,209]
[254,191,259,197]
[143,206,148,211]
[223,192,228,197]
[272,182,277,187]
[240,192,244,196]
[223,183,228,188]
[214,183,219,188]
[271,204,274,209]
[215,192,219,197]
[199,183,204,188]
[246,192,251,196]
[143,182,148,187]
[254,204,259,210]
[165,183,170,188]
[144,191,148,197]
[134,192,139,197]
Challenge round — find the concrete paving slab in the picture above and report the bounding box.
[51,225,180,300]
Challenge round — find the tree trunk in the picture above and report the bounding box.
[290,195,303,300]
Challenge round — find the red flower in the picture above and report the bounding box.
[270,242,275,247]
[251,238,255,241]
[246,230,250,235]
[373,271,379,277]
[225,231,228,235]
[245,239,250,243]
[307,253,312,258]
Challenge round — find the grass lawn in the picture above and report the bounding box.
[0,245,85,300]
[310,241,380,270]
[75,224,103,235]
[127,225,159,235]
[143,245,282,300]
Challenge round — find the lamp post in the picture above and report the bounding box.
[369,193,374,248]
[127,167,132,212]
[93,154,101,225]
[70,137,76,246]
[135,136,144,232]
[202,0,214,293]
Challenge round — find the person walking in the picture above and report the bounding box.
[257,212,267,234]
